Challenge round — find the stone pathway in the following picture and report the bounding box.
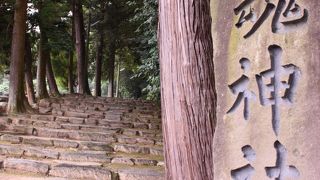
[0,95,164,180]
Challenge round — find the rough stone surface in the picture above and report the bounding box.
[211,0,320,179]
[0,95,163,179]
[118,169,164,180]
[50,164,112,180]
[4,159,49,175]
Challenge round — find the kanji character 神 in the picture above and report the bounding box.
[256,44,301,136]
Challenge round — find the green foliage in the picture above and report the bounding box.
[0,0,161,101]
[131,0,160,101]
[0,76,9,95]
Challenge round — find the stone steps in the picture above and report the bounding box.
[0,157,164,180]
[15,114,161,130]
[0,141,163,166]
[0,95,164,179]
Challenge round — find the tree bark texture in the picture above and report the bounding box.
[158,0,217,179]
[68,51,74,93]
[36,2,49,99]
[25,35,36,104]
[95,30,103,97]
[7,0,29,113]
[84,9,91,94]
[46,56,60,96]
[73,0,90,95]
[107,36,115,98]
[115,60,120,98]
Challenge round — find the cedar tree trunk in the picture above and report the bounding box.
[68,50,74,93]
[46,56,60,96]
[158,0,217,179]
[36,2,49,99]
[25,35,36,104]
[95,30,103,97]
[7,0,30,113]
[73,0,91,95]
[107,36,115,97]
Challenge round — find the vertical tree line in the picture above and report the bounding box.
[4,0,155,112]
[159,0,217,179]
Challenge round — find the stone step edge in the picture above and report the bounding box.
[0,157,164,180]
[0,142,164,166]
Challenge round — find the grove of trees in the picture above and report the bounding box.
[0,0,160,113]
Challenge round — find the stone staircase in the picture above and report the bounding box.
[0,95,164,180]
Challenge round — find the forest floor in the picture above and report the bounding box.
[0,94,164,180]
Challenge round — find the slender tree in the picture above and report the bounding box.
[159,0,217,179]
[73,0,91,95]
[46,56,60,96]
[94,28,103,96]
[68,50,74,93]
[36,1,49,99]
[25,35,36,104]
[107,34,115,97]
[84,4,92,94]
[7,0,30,113]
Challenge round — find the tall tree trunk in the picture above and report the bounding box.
[7,0,30,114]
[68,51,74,94]
[95,30,103,97]
[84,8,91,94]
[73,0,90,95]
[25,35,36,104]
[36,2,49,99]
[159,0,217,179]
[36,29,49,99]
[107,36,115,98]
[46,56,60,96]
[115,60,120,98]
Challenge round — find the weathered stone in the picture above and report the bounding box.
[148,123,161,130]
[133,123,149,129]
[59,152,111,163]
[31,115,55,121]
[133,158,157,166]
[23,147,59,159]
[39,99,51,108]
[4,158,49,175]
[64,111,89,118]
[122,129,138,136]
[0,144,24,156]
[23,137,54,147]
[157,161,165,167]
[149,148,163,156]
[0,134,22,144]
[79,142,113,151]
[39,107,52,114]
[117,137,137,144]
[136,138,155,145]
[55,117,69,123]
[52,109,64,116]
[61,124,80,130]
[50,164,112,180]
[114,144,150,154]
[111,157,134,165]
[85,118,98,125]
[118,169,164,180]
[53,139,79,148]
[68,117,84,124]
[104,115,121,121]
[10,126,34,135]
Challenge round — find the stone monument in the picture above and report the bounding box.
[211,0,319,179]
